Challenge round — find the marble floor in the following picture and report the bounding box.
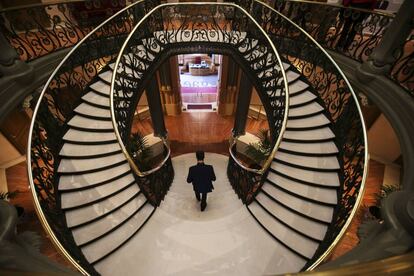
[180,73,218,87]
[94,153,301,275]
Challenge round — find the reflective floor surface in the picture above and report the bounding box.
[94,153,302,275]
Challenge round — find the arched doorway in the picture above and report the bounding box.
[178,53,220,111]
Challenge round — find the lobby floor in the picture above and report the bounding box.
[94,153,303,275]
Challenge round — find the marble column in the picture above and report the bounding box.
[232,71,253,137]
[218,55,240,116]
[358,0,414,80]
[146,76,167,138]
[158,57,181,116]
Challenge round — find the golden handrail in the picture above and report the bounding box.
[229,138,262,174]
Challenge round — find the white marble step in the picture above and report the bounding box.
[256,192,328,240]
[275,151,340,170]
[94,66,137,97]
[290,91,317,106]
[59,142,120,157]
[271,162,340,187]
[65,184,140,227]
[283,127,335,141]
[287,113,330,129]
[273,62,290,71]
[75,103,110,119]
[261,184,334,223]
[82,91,110,107]
[63,129,116,143]
[289,79,309,94]
[68,115,113,131]
[279,140,338,155]
[99,70,113,83]
[270,70,300,87]
[90,80,110,95]
[58,152,126,173]
[289,102,324,117]
[60,173,135,209]
[286,70,300,83]
[59,163,131,191]
[81,203,154,264]
[248,201,318,259]
[72,192,147,246]
[267,172,337,205]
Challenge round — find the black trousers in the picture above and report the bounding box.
[195,192,208,210]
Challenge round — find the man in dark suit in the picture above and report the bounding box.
[187,151,216,211]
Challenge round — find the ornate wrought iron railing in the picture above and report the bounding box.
[251,0,369,269]
[26,1,158,273]
[110,1,289,205]
[390,32,414,95]
[0,0,135,61]
[266,0,413,96]
[268,0,394,63]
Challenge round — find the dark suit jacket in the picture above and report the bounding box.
[187,163,216,193]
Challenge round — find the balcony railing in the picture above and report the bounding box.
[266,0,413,96]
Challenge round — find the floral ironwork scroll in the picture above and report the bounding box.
[265,0,393,63]
[272,0,414,96]
[0,0,160,61]
[391,33,414,95]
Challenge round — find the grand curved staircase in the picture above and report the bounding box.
[248,74,340,265]
[58,64,155,266]
[26,1,367,275]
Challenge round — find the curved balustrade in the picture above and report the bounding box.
[24,0,371,273]
[250,0,368,269]
[0,0,137,61]
[110,2,289,204]
[269,0,394,62]
[267,0,413,96]
[390,35,414,95]
[26,1,159,273]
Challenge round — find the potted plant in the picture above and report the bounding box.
[128,132,152,171]
[245,129,272,167]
